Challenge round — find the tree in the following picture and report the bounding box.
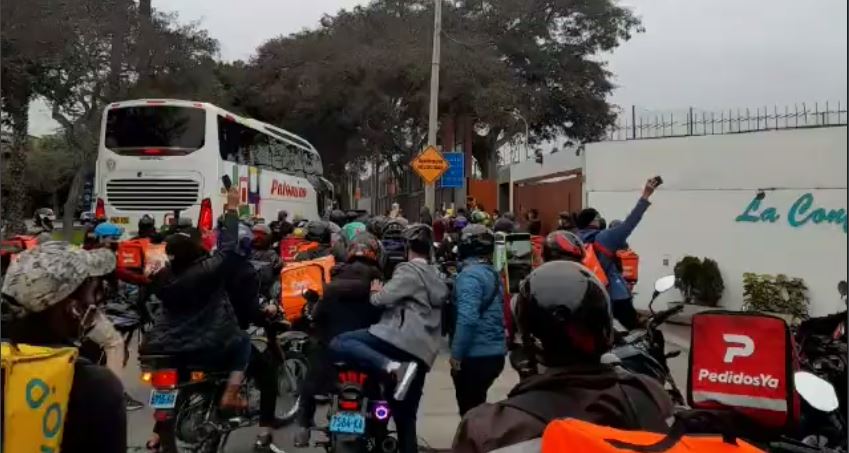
[33,0,220,236]
[1,0,69,234]
[235,0,640,183]
[23,135,77,213]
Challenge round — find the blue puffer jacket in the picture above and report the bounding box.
[451,258,506,360]
[580,198,651,301]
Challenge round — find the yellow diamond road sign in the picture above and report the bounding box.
[411,146,449,185]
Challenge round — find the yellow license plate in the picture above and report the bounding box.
[110,217,129,224]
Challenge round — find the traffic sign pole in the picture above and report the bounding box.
[424,0,442,212]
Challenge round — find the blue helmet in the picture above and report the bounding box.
[93,222,124,240]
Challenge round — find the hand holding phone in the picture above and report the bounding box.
[643,175,663,200]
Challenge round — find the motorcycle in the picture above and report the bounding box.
[605,275,686,405]
[139,303,306,453]
[312,365,398,453]
[791,370,847,450]
[794,281,848,416]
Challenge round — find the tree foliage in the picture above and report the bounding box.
[1,0,221,234]
[2,0,641,230]
[231,0,641,179]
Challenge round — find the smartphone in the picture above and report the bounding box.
[222,175,233,191]
[652,175,664,186]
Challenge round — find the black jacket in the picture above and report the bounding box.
[226,259,263,329]
[250,248,284,299]
[142,212,246,355]
[312,260,383,345]
[452,364,675,453]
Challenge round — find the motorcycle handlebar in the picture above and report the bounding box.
[650,304,685,328]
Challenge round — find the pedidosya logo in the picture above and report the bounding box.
[697,369,780,389]
[696,333,780,389]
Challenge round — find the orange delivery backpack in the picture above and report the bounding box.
[279,255,335,322]
[117,238,150,270]
[616,249,640,284]
[541,416,765,453]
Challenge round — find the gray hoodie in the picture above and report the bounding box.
[369,258,448,367]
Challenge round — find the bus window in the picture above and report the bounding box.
[218,115,240,161]
[251,134,273,169]
[287,145,304,175]
[106,106,205,155]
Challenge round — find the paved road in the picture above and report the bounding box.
[123,329,692,452]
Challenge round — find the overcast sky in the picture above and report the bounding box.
[28,0,848,135]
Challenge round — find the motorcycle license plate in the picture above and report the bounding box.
[149,389,178,409]
[329,412,366,435]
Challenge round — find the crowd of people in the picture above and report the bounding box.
[0,177,664,453]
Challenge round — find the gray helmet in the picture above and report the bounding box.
[516,261,612,363]
[459,224,495,259]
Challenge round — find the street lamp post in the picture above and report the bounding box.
[511,109,530,161]
[424,0,442,212]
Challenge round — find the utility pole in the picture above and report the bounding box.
[424,0,442,212]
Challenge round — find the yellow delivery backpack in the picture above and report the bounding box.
[1,342,77,453]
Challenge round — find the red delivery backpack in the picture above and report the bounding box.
[688,311,800,433]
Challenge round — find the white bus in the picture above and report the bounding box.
[94,99,333,234]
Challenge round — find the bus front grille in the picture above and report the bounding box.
[106,179,200,211]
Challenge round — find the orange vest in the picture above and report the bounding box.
[542,418,765,453]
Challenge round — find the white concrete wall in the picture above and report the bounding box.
[510,143,584,182]
[585,127,848,316]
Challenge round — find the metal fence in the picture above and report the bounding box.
[606,101,848,141]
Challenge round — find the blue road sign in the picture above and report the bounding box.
[440,152,464,189]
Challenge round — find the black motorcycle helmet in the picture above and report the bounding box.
[402,223,433,257]
[304,220,332,244]
[329,209,347,228]
[346,232,383,267]
[516,261,613,365]
[542,230,586,263]
[382,218,408,238]
[138,215,156,236]
[458,224,495,259]
[367,216,388,239]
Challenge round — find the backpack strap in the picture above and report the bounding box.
[476,265,502,317]
[592,241,616,259]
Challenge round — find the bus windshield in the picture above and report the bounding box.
[105,106,205,155]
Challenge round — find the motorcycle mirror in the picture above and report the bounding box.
[654,275,676,294]
[795,371,839,413]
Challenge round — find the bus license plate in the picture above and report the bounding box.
[149,390,178,409]
[110,216,129,225]
[329,412,365,435]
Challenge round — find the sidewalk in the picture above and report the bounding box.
[417,351,519,450]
